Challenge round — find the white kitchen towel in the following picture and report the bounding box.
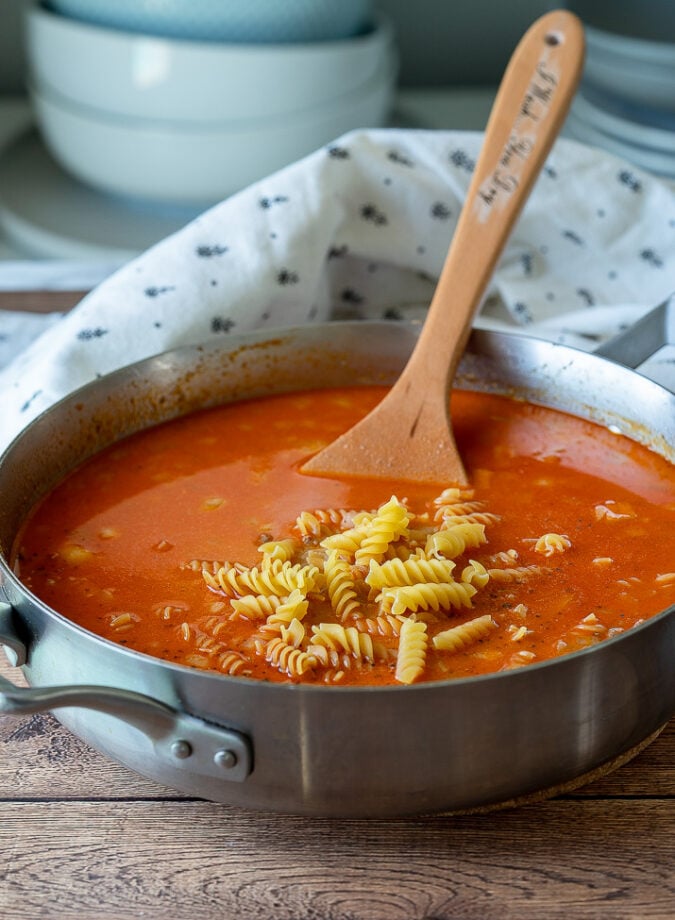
[1,127,675,451]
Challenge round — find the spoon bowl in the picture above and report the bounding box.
[302,8,585,485]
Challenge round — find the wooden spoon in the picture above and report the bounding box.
[302,9,585,486]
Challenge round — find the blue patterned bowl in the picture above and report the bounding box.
[45,0,373,43]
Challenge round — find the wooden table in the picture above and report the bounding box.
[1,291,674,919]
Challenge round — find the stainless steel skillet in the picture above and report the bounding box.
[0,299,674,817]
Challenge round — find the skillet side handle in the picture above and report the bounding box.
[0,599,27,667]
[0,600,252,783]
[594,294,675,369]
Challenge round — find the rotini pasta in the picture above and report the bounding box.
[354,497,410,565]
[309,645,354,669]
[197,489,527,681]
[309,623,386,662]
[460,560,490,589]
[352,614,407,637]
[229,594,281,620]
[280,616,306,647]
[365,556,457,589]
[264,637,317,677]
[206,559,320,598]
[217,650,251,676]
[439,511,501,527]
[487,564,545,583]
[258,538,298,562]
[533,533,572,556]
[484,549,519,566]
[294,508,358,539]
[181,559,226,574]
[324,550,361,621]
[379,580,477,616]
[395,619,428,684]
[266,589,309,626]
[432,614,495,652]
[432,486,477,515]
[425,522,487,559]
[320,520,372,557]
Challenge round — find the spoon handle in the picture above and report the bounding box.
[301,10,584,485]
[402,9,585,392]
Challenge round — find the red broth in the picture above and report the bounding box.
[12,387,675,685]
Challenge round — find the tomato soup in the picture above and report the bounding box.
[12,387,675,685]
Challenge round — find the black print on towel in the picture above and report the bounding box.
[144,286,175,297]
[211,317,235,333]
[196,244,229,257]
[640,248,664,268]
[327,245,349,259]
[387,150,414,167]
[277,269,299,285]
[576,288,595,306]
[431,202,452,220]
[361,204,388,226]
[512,302,534,323]
[77,327,108,340]
[618,170,642,193]
[341,288,364,305]
[327,145,350,160]
[259,195,289,209]
[562,229,584,246]
[449,148,475,173]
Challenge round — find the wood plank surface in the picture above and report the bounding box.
[1,654,674,919]
[1,290,674,919]
[0,290,88,313]
[0,798,673,920]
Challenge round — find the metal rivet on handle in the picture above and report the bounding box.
[214,749,238,770]
[171,739,193,759]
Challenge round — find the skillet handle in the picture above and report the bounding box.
[0,601,251,783]
[594,293,675,369]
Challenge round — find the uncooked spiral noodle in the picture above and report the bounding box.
[425,522,486,559]
[433,614,495,652]
[324,550,361,621]
[395,619,428,684]
[208,559,320,597]
[354,497,410,565]
[366,555,457,589]
[265,637,317,677]
[380,580,477,616]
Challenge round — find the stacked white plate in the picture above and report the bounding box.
[564,23,675,179]
[565,88,675,179]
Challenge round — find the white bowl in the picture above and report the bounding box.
[30,59,396,205]
[584,23,675,114]
[27,3,395,123]
[46,0,373,43]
